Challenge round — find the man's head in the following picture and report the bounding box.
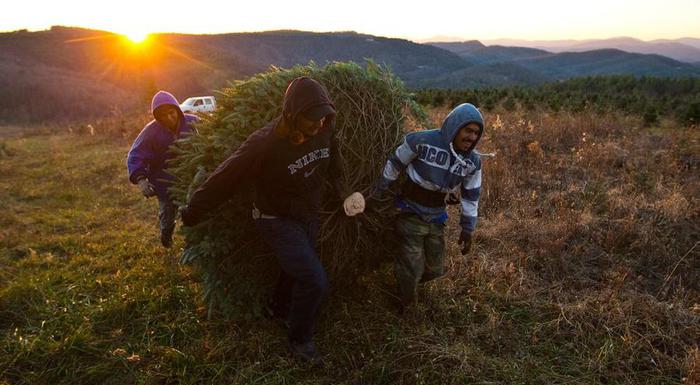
[154,104,180,131]
[151,91,183,132]
[452,122,481,152]
[440,103,484,154]
[280,77,336,144]
[295,103,335,137]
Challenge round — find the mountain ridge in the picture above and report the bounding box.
[479,36,700,63]
[1,27,698,123]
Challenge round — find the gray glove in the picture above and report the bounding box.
[458,231,472,255]
[137,178,156,198]
[445,190,460,205]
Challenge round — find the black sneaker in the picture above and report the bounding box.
[397,295,416,316]
[289,340,324,368]
[419,272,443,283]
[160,232,173,248]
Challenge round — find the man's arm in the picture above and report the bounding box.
[181,127,269,226]
[327,129,345,200]
[459,165,481,233]
[183,114,200,135]
[458,158,482,254]
[373,134,418,196]
[127,127,154,184]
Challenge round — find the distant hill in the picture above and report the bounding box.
[430,42,551,65]
[674,38,700,50]
[0,27,233,122]
[412,62,548,88]
[430,42,700,86]
[0,27,468,123]
[481,37,700,63]
[563,37,700,63]
[1,27,699,124]
[193,31,469,82]
[429,40,486,54]
[512,49,700,79]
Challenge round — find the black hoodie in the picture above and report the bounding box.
[182,77,341,225]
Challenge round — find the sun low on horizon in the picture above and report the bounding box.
[123,30,150,44]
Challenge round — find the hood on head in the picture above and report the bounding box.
[440,103,484,154]
[151,90,184,119]
[282,77,335,125]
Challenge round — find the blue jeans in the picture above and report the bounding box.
[254,217,328,344]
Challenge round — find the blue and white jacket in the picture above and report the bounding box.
[376,103,484,233]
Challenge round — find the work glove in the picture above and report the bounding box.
[137,177,156,198]
[458,230,473,255]
[343,192,366,216]
[445,190,460,205]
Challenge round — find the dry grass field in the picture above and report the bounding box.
[0,107,698,384]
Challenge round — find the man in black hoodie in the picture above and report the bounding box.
[180,77,342,366]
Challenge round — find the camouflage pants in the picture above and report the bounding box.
[394,213,446,305]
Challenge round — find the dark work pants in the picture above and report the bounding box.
[158,198,177,237]
[395,213,446,304]
[254,217,328,344]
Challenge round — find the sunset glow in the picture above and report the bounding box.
[1,0,698,41]
[123,31,149,44]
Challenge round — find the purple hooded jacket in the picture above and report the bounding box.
[127,91,198,200]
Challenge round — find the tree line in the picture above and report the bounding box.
[414,76,700,126]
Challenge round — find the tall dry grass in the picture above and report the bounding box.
[1,107,697,384]
[423,106,699,383]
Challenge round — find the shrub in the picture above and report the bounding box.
[168,61,427,314]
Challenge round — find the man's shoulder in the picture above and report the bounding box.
[238,119,278,151]
[183,113,199,124]
[251,120,277,139]
[405,128,442,146]
[137,119,159,137]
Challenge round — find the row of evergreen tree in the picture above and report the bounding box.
[414,76,700,126]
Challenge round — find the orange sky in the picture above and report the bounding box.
[2,0,699,41]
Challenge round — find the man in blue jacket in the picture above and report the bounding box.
[127,91,198,248]
[180,77,343,367]
[371,103,484,312]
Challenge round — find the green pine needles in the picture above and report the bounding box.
[167,61,427,315]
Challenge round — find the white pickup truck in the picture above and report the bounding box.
[180,96,216,114]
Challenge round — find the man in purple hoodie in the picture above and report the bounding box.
[180,77,343,367]
[127,91,198,248]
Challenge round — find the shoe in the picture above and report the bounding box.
[160,232,173,248]
[419,272,443,283]
[289,340,324,368]
[397,295,416,316]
